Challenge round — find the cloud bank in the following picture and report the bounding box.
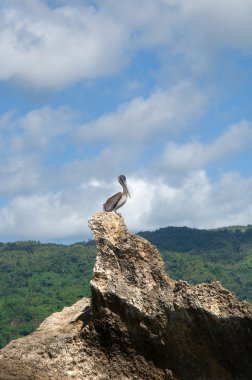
[0,102,252,241]
[1,171,252,242]
[1,0,252,89]
[161,121,252,171]
[76,83,207,143]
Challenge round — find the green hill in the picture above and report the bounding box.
[0,225,252,348]
[139,225,252,303]
[0,241,96,348]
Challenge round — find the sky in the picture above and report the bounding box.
[1,0,252,243]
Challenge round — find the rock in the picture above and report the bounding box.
[0,298,91,380]
[1,212,252,380]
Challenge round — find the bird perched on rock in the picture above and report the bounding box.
[103,175,130,216]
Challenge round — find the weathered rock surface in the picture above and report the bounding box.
[1,212,252,380]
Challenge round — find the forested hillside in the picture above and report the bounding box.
[1,225,252,348]
[139,225,252,302]
[0,241,96,349]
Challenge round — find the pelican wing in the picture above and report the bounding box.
[103,192,122,212]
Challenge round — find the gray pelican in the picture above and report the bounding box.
[103,175,130,215]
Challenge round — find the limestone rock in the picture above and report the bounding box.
[1,212,252,380]
[0,298,92,380]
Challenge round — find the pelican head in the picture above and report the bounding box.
[118,175,130,197]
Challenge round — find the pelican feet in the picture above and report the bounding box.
[115,211,122,217]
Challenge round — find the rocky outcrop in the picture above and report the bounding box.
[1,212,252,380]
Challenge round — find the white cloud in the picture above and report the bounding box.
[0,0,128,88]
[61,145,141,184]
[76,83,207,143]
[0,106,76,152]
[15,106,77,151]
[0,154,41,195]
[1,170,252,242]
[0,183,105,241]
[0,106,77,196]
[124,171,252,232]
[180,0,252,50]
[0,193,84,241]
[1,0,252,88]
[160,121,252,171]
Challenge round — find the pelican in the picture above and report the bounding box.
[103,175,130,216]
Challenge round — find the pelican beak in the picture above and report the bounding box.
[126,184,131,197]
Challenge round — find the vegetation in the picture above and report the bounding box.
[139,225,252,302]
[1,225,252,348]
[0,241,96,348]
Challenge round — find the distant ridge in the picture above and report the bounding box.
[138,224,252,255]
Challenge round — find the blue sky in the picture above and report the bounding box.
[1,0,252,242]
